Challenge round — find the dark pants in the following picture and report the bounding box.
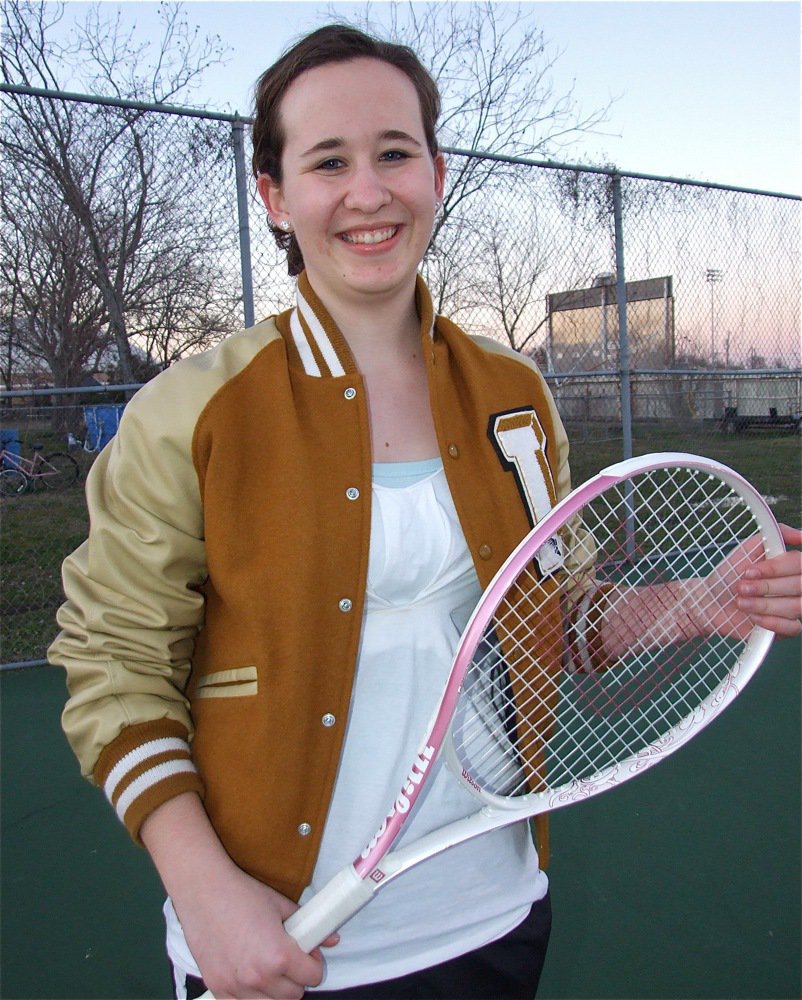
[173,892,551,999]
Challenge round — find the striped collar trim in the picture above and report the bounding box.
[283,271,436,378]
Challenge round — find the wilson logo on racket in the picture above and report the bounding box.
[462,768,481,792]
[395,745,436,812]
[359,746,435,860]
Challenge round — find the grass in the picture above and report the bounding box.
[0,430,95,664]
[1,485,90,664]
[567,423,801,527]
[1,424,800,666]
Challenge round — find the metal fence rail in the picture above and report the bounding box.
[1,84,800,668]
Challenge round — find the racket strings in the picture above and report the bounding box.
[452,467,765,797]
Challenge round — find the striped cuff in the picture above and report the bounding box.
[95,720,204,841]
[566,590,596,673]
[566,583,616,673]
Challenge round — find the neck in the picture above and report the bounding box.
[295,271,437,461]
[309,279,422,374]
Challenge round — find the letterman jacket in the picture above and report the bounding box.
[49,273,576,903]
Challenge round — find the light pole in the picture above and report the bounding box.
[705,269,722,366]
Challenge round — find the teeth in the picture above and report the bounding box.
[341,227,397,245]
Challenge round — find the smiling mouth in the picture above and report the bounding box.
[340,226,399,246]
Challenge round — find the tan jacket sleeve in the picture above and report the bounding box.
[50,320,284,840]
[49,371,210,837]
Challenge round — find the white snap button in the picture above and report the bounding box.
[346,487,360,500]
[322,713,336,727]
[344,387,357,400]
[339,598,353,612]
[297,823,312,836]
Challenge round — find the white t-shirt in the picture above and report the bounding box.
[164,460,547,988]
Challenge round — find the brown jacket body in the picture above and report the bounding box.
[50,275,571,901]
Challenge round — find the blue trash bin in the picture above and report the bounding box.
[1,427,21,469]
[82,405,125,452]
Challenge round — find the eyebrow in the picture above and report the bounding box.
[381,130,423,147]
[299,130,423,159]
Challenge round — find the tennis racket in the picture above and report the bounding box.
[210,452,786,980]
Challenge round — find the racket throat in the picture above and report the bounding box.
[379,806,520,877]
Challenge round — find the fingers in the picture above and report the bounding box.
[736,539,802,634]
[743,550,802,583]
[740,547,801,598]
[736,566,802,634]
[313,933,341,950]
[739,572,802,599]
[738,611,802,638]
[206,947,323,1000]
[779,523,802,548]
[186,874,334,1000]
[736,575,802,626]
[737,594,802,626]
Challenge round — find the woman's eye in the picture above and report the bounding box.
[380,149,409,162]
[317,158,345,171]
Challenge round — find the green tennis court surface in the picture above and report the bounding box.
[2,645,800,999]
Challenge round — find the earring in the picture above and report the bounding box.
[279,219,293,232]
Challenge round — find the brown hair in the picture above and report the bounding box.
[252,24,441,275]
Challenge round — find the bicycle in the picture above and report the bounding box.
[0,443,80,497]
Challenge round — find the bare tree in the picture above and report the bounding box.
[449,182,566,352]
[130,259,239,369]
[1,1,234,384]
[0,183,110,388]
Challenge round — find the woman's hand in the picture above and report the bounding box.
[696,523,801,641]
[141,792,338,999]
[734,523,802,638]
[177,860,338,1000]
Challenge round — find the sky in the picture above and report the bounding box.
[36,1,802,194]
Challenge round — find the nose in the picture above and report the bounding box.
[343,162,391,214]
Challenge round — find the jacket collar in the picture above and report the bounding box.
[278,271,435,378]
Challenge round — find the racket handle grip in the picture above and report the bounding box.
[284,864,375,952]
[188,867,375,997]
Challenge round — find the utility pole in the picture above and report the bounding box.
[705,269,723,366]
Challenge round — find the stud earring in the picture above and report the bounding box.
[279,219,293,232]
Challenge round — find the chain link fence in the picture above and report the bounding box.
[2,86,800,667]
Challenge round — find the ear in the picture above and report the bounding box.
[256,174,288,225]
[433,153,446,203]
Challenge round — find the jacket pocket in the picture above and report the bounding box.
[195,665,258,699]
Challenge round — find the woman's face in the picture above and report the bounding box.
[258,58,445,311]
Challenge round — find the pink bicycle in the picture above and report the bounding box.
[0,443,80,496]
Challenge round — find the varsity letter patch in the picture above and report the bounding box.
[489,408,564,574]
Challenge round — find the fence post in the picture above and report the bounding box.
[231,117,255,328]
[612,173,633,462]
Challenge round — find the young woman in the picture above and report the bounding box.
[50,25,802,1000]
